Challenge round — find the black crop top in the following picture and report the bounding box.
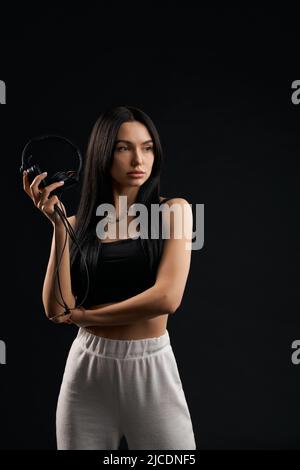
[71,197,174,308]
[85,235,152,306]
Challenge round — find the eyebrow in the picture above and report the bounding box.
[115,139,153,145]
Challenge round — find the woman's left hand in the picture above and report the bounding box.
[50,312,73,324]
[50,307,89,327]
[68,307,90,327]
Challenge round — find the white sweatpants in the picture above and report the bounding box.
[56,327,196,450]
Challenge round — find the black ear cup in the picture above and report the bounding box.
[24,163,52,191]
[26,163,42,180]
[24,167,78,197]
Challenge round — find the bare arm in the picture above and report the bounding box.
[42,216,77,318]
[70,198,193,328]
[75,284,172,327]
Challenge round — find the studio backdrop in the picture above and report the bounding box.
[0,6,299,451]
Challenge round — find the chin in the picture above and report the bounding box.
[129,181,144,186]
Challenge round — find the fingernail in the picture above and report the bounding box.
[59,181,64,185]
[43,172,47,176]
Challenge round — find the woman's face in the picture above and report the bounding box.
[110,121,155,188]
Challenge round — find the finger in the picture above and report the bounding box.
[65,314,73,324]
[30,172,48,203]
[37,195,60,212]
[54,312,73,324]
[29,171,48,190]
[39,198,67,222]
[38,180,65,204]
[23,170,33,198]
[40,197,67,219]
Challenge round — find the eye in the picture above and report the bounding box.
[144,146,154,152]
[117,146,128,152]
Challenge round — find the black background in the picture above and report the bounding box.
[0,6,299,450]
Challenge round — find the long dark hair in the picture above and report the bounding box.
[70,105,164,307]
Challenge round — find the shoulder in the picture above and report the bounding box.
[160,196,189,204]
[159,197,191,207]
[160,198,193,237]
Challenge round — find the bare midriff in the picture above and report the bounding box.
[84,302,169,340]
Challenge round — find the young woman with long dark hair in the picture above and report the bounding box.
[23,105,196,450]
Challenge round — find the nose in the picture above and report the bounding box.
[131,147,144,166]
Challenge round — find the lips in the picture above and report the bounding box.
[127,171,145,175]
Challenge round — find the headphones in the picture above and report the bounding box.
[20,133,89,316]
[19,134,83,194]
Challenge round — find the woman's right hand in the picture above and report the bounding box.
[22,170,67,227]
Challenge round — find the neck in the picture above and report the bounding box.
[111,185,140,217]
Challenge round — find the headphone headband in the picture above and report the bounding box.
[20,133,83,175]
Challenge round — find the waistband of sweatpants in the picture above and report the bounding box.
[75,327,171,359]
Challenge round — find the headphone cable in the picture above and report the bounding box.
[51,197,90,316]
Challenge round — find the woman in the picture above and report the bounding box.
[22,105,196,450]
